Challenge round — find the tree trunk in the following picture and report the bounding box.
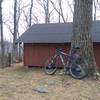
[58,0,61,23]
[29,0,33,27]
[12,0,17,62]
[93,0,96,21]
[0,0,4,67]
[45,0,50,23]
[71,0,97,76]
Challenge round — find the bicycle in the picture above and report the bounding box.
[44,46,88,79]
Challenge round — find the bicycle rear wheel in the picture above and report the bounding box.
[44,57,58,75]
[69,61,88,79]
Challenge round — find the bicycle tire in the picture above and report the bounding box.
[69,61,88,79]
[44,57,58,75]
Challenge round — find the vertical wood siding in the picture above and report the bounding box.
[24,43,100,68]
[93,43,100,68]
[24,43,70,66]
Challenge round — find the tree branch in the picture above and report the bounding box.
[50,0,66,23]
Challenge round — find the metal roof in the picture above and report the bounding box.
[17,21,100,43]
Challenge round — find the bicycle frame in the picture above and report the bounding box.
[54,50,69,71]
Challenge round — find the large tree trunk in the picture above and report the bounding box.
[0,0,4,67]
[71,0,97,76]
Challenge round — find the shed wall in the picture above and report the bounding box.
[24,43,100,68]
[24,43,70,66]
[93,43,100,68]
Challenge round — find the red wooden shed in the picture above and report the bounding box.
[17,22,100,68]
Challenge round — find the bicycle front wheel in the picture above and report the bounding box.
[69,62,88,79]
[44,57,58,75]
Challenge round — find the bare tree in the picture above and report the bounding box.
[95,0,100,19]
[22,0,35,29]
[93,0,97,21]
[44,0,49,23]
[37,0,50,23]
[66,0,73,14]
[11,0,25,62]
[50,0,66,23]
[4,0,31,34]
[58,0,61,23]
[97,0,100,8]
[12,0,17,62]
[29,0,34,27]
[0,0,4,67]
[71,0,98,76]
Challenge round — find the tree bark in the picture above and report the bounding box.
[29,0,33,27]
[12,0,17,62]
[93,0,96,21]
[71,0,97,76]
[0,0,4,67]
[58,0,61,23]
[45,0,50,23]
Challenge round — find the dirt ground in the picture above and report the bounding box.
[0,63,100,100]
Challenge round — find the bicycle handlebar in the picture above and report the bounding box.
[56,48,63,52]
[56,48,69,56]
